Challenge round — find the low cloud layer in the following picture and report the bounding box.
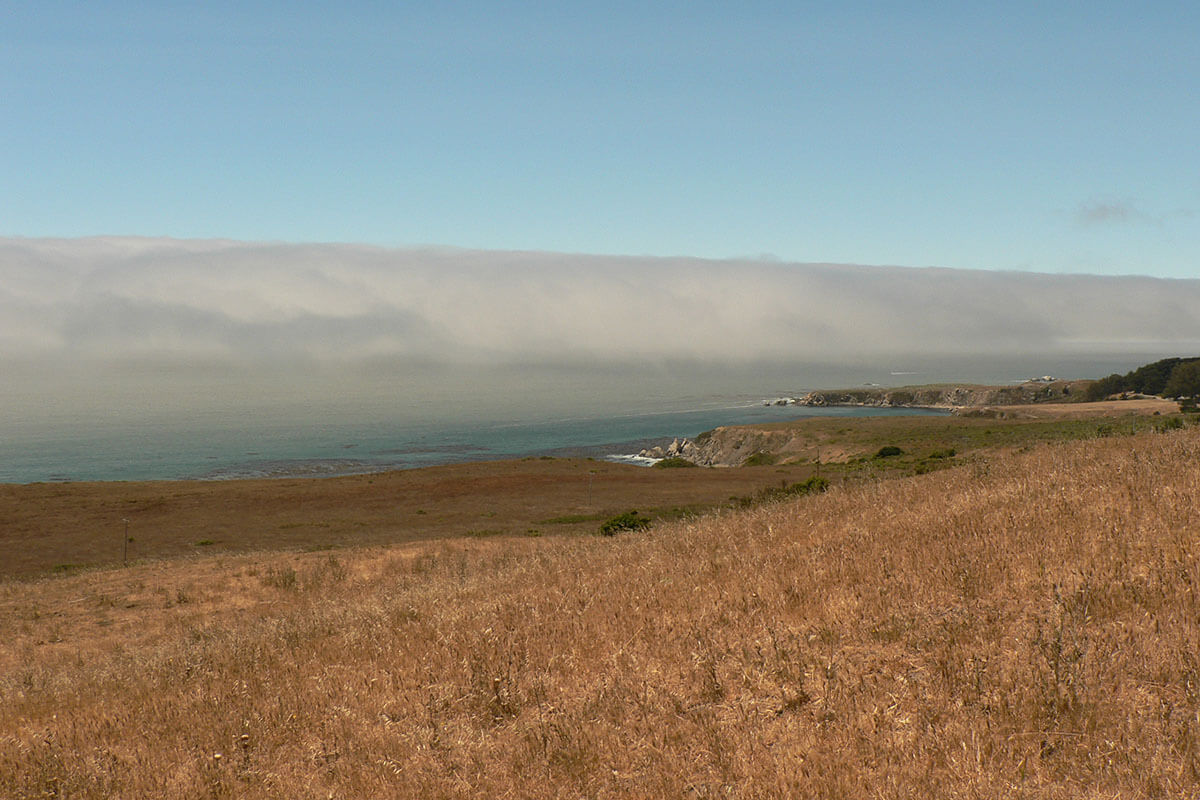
[3,237,1199,369]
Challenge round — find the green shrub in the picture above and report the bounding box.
[730,476,829,508]
[742,451,778,467]
[927,448,956,459]
[599,511,652,536]
[654,457,697,468]
[874,446,904,459]
[790,476,829,495]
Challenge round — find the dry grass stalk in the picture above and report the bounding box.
[2,429,1199,797]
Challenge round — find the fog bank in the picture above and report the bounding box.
[3,237,1198,371]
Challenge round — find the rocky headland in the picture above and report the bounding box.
[639,380,1093,467]
[770,379,1089,410]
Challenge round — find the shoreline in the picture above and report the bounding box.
[0,403,950,486]
[638,391,1177,467]
[0,381,1125,485]
[0,396,1184,578]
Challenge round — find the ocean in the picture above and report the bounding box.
[0,356,1144,484]
[0,393,946,483]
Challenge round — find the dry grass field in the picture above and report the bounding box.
[968,398,1178,419]
[2,421,1199,797]
[0,458,823,579]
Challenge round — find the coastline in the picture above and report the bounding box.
[1,393,1182,578]
[760,378,1092,411]
[0,400,948,485]
[0,380,1109,484]
[636,381,1087,465]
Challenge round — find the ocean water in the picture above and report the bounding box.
[0,393,945,483]
[0,355,1146,484]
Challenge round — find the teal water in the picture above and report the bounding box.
[0,396,945,483]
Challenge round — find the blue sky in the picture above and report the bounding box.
[3,1,1198,278]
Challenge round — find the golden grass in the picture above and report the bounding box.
[3,429,1199,797]
[974,398,1177,419]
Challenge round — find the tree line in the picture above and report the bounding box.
[1086,356,1200,401]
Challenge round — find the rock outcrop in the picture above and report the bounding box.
[638,438,690,460]
[640,428,802,467]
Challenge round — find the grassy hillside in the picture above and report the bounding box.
[3,427,1199,797]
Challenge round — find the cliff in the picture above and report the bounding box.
[792,379,1089,409]
[645,427,818,468]
[639,380,1094,467]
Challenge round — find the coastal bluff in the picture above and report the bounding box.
[640,380,1092,467]
[788,379,1089,410]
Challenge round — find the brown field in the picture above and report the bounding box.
[961,397,1178,420]
[0,458,821,579]
[2,414,1199,796]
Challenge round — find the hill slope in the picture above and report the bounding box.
[3,429,1199,797]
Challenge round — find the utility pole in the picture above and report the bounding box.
[122,518,130,565]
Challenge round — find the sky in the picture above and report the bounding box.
[3,1,1199,278]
